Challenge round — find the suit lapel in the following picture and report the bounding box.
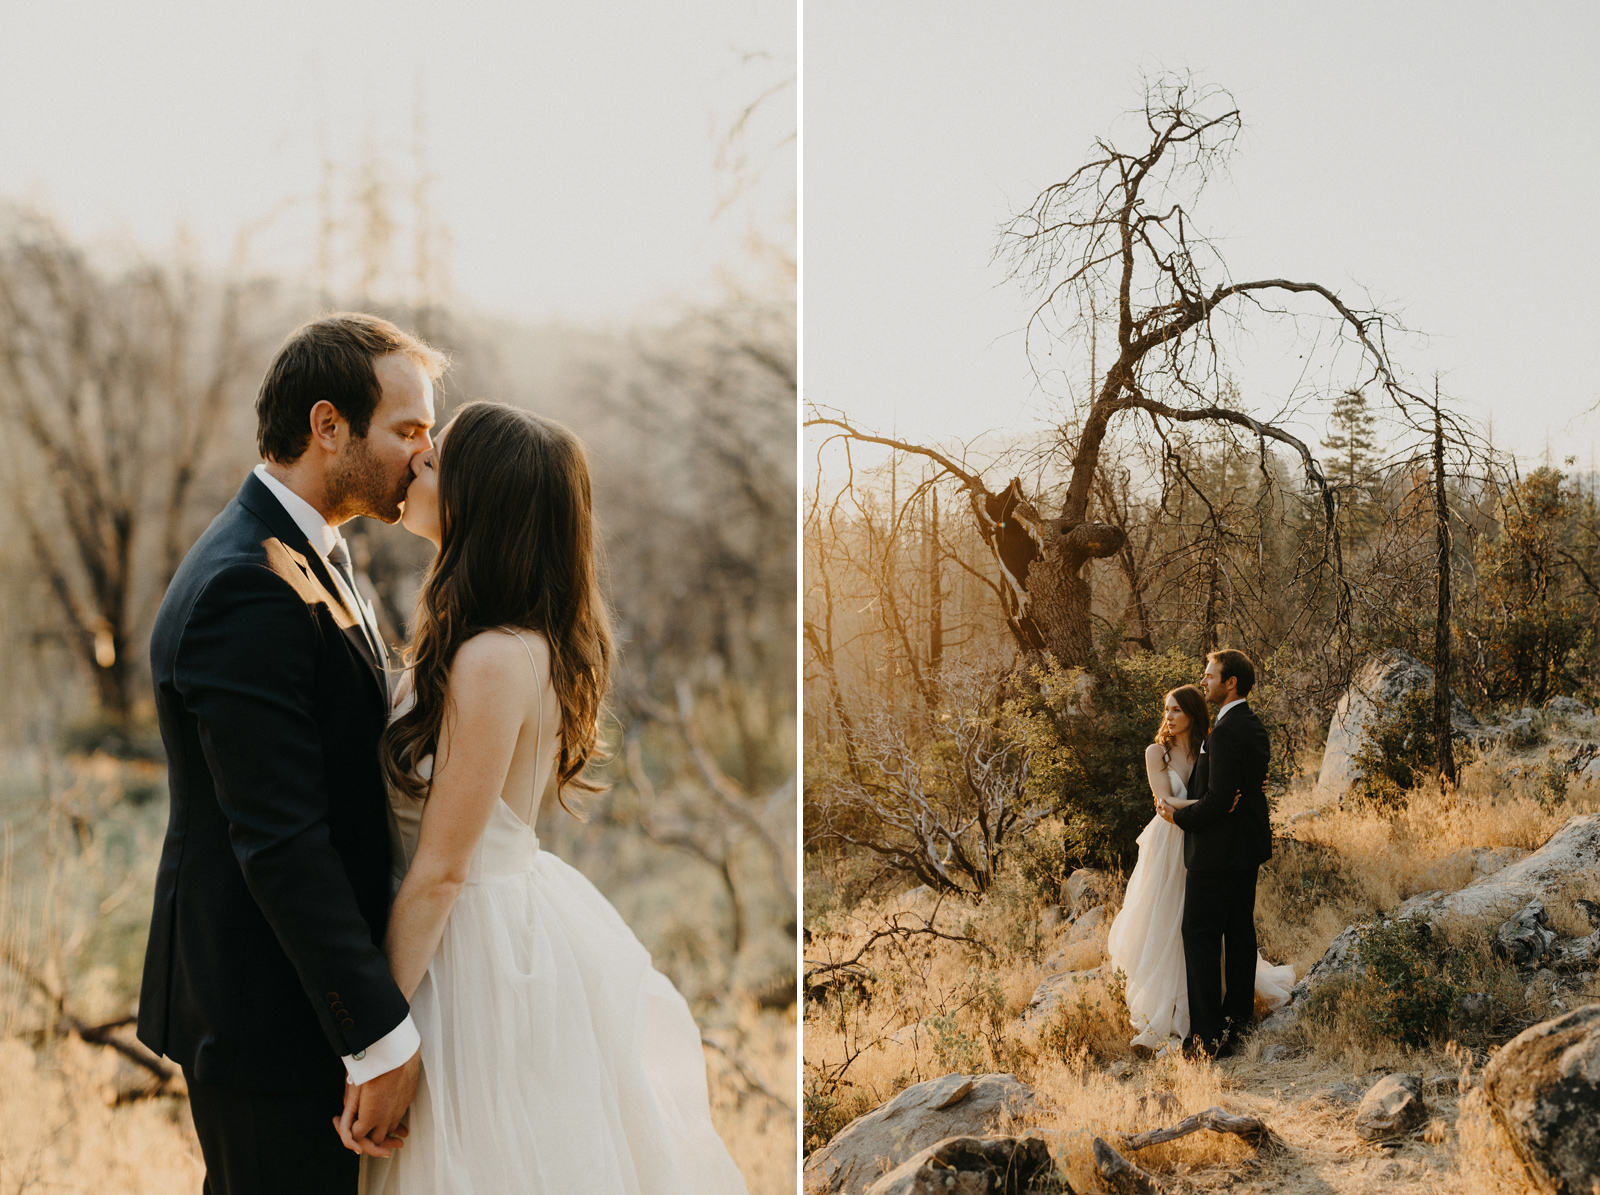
[237,474,390,707]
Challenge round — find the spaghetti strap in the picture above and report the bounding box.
[495,627,545,796]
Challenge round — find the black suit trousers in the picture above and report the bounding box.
[185,1070,356,1195]
[1181,866,1259,1053]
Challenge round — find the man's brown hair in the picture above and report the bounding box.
[256,313,446,463]
[1207,648,1256,697]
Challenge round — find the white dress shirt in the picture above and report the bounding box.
[1215,697,1246,727]
[252,465,420,1084]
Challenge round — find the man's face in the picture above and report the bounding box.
[1201,659,1230,705]
[327,354,435,524]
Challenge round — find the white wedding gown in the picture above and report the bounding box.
[362,653,747,1194]
[1105,768,1296,1051]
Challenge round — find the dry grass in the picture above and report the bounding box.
[805,752,1600,1192]
[706,1002,799,1195]
[0,749,794,1194]
[0,1036,203,1192]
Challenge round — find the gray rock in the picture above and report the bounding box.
[1469,846,1532,878]
[1064,904,1108,943]
[1020,968,1103,1028]
[1546,696,1592,720]
[1039,906,1064,935]
[1310,1080,1366,1108]
[1261,1043,1295,1063]
[1061,868,1115,917]
[862,1135,1060,1195]
[1314,650,1477,805]
[1454,991,1493,1030]
[1353,1074,1428,1141]
[1390,814,1600,923]
[1288,808,1325,829]
[1265,814,1600,1030]
[804,1073,1035,1195]
[1482,1003,1600,1195]
[1497,900,1559,967]
[1574,899,1600,929]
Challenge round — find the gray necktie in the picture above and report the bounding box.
[327,538,384,663]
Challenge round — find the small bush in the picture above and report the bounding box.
[1349,916,1460,1048]
[1350,688,1438,809]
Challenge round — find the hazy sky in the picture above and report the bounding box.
[805,2,1600,473]
[0,0,795,324]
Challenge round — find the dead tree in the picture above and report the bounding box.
[0,210,267,726]
[807,74,1441,668]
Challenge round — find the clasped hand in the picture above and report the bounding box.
[1154,786,1251,823]
[332,1049,421,1157]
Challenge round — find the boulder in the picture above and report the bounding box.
[1353,1073,1428,1141]
[804,1073,1035,1195]
[1545,696,1593,720]
[862,1136,1060,1195]
[1021,968,1102,1027]
[1496,900,1559,967]
[1453,991,1493,1032]
[1065,904,1109,942]
[1061,868,1115,917]
[1313,650,1478,806]
[1266,815,1600,1029]
[1395,814,1600,922]
[1482,1003,1600,1195]
[1039,938,1104,977]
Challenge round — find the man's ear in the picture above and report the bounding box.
[308,400,345,454]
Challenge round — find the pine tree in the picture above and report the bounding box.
[1322,388,1378,488]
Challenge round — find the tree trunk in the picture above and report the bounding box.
[928,487,943,675]
[1433,403,1457,787]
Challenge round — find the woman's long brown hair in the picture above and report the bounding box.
[381,401,613,812]
[1154,684,1210,768]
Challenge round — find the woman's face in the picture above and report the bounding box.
[401,421,447,546]
[1163,695,1190,741]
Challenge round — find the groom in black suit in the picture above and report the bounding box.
[1156,648,1273,1058]
[137,315,442,1192]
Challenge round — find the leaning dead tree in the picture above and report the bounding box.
[807,74,1449,668]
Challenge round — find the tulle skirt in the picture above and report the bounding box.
[1106,815,1296,1050]
[361,844,747,1195]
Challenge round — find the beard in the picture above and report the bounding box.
[326,436,410,524]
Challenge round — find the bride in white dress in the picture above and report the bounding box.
[1106,684,1295,1052]
[340,401,746,1193]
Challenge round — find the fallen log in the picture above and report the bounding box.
[1122,1105,1278,1152]
[1093,1137,1165,1194]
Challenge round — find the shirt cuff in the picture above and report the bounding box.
[342,1014,420,1085]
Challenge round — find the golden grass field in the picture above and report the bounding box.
[804,747,1600,1194]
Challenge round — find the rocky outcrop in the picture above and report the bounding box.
[1021,967,1102,1028]
[1482,1004,1600,1195]
[1353,1074,1428,1141]
[1261,814,1600,1032]
[1393,814,1600,922]
[862,1136,1060,1195]
[1061,868,1115,917]
[1313,649,1479,805]
[804,1073,1035,1195]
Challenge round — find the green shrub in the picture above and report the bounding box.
[1350,688,1438,809]
[1349,916,1460,1048]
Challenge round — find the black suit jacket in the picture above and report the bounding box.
[137,472,408,1091]
[1173,703,1273,871]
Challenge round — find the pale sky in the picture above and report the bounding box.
[0,0,795,324]
[805,2,1600,476]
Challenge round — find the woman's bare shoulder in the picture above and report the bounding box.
[451,628,544,689]
[1144,741,1167,763]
